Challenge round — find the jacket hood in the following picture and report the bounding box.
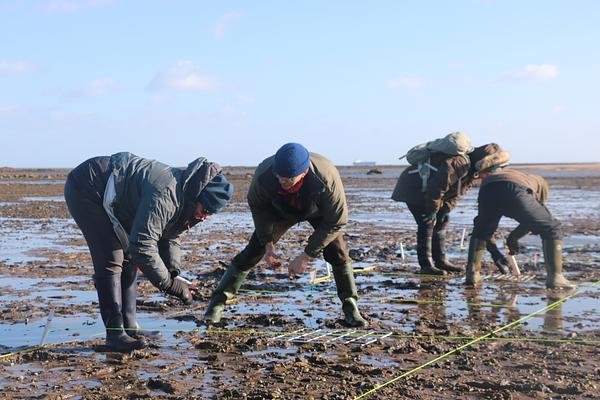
[178,158,222,227]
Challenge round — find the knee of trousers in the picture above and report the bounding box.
[539,222,562,240]
[323,236,350,265]
[92,250,125,280]
[231,246,265,272]
[471,222,497,241]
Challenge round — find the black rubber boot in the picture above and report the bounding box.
[332,262,368,328]
[204,263,249,324]
[95,274,147,352]
[121,263,161,340]
[465,237,486,286]
[493,257,511,275]
[486,237,510,274]
[542,239,575,289]
[416,230,446,275]
[432,228,463,273]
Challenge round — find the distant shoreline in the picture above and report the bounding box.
[2,162,600,171]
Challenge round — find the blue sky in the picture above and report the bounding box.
[1,0,598,167]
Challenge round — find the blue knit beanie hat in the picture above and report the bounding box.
[196,173,234,213]
[273,143,310,178]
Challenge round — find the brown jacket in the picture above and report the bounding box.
[481,168,548,204]
[391,153,471,214]
[247,152,348,258]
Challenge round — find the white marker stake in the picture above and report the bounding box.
[39,308,55,346]
[309,269,317,284]
[326,262,332,278]
[399,241,405,261]
[508,255,521,277]
[460,228,467,249]
[175,276,193,285]
[533,253,539,271]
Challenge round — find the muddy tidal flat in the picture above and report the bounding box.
[1,164,599,399]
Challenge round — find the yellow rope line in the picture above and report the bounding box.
[353,281,600,400]
[0,338,87,361]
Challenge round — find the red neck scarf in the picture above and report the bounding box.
[279,177,305,194]
[277,176,305,210]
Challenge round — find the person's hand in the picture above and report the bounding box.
[188,280,200,299]
[437,207,450,227]
[164,277,193,305]
[287,253,313,277]
[422,212,437,224]
[263,242,281,268]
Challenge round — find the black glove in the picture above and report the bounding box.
[169,267,181,279]
[164,277,193,305]
[506,236,522,255]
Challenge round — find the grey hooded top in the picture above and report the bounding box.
[108,152,221,289]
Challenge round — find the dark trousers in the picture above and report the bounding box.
[232,219,351,271]
[472,181,561,241]
[63,157,126,279]
[406,203,450,238]
[65,158,142,331]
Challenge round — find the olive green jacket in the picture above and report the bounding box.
[247,152,348,258]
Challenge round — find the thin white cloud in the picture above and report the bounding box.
[42,0,115,13]
[235,94,255,104]
[64,78,116,98]
[386,77,423,90]
[0,61,36,75]
[214,12,242,38]
[552,105,565,113]
[148,61,218,92]
[0,104,19,116]
[505,64,558,82]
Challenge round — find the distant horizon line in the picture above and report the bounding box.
[1,161,600,171]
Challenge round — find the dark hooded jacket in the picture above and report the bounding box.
[247,152,348,258]
[391,152,471,214]
[391,143,504,214]
[108,152,221,289]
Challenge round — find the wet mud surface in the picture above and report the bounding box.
[1,164,600,399]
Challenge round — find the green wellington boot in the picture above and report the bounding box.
[465,237,486,286]
[332,262,368,328]
[543,239,575,289]
[204,263,249,323]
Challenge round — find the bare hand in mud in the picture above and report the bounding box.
[264,242,281,268]
[287,253,312,278]
[188,280,200,298]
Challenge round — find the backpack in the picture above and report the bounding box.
[400,132,474,192]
